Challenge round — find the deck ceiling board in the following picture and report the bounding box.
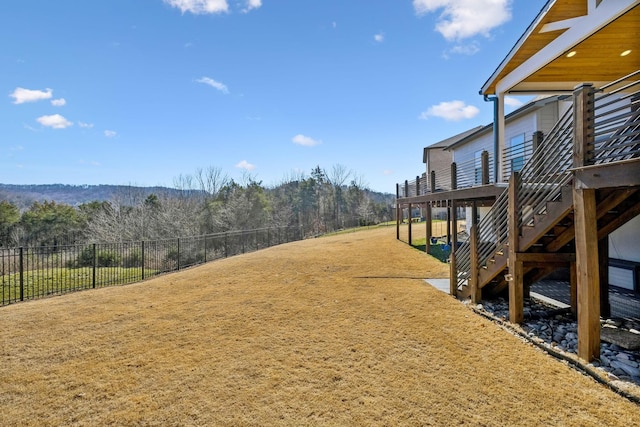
[483,1,639,94]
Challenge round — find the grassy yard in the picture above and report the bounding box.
[0,227,638,425]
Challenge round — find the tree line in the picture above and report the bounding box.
[0,165,394,248]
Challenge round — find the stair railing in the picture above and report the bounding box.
[455,100,575,293]
[591,70,640,164]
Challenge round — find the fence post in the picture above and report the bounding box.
[141,241,145,280]
[92,243,97,289]
[255,229,259,251]
[203,236,207,263]
[225,233,228,258]
[177,238,181,270]
[19,247,24,301]
[267,228,271,247]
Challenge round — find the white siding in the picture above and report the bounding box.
[451,131,492,164]
[504,114,536,145]
[536,102,559,135]
[609,215,640,263]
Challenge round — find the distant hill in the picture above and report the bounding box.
[0,184,185,210]
[0,183,395,210]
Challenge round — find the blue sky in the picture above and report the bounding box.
[1,0,545,193]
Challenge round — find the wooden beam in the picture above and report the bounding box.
[574,158,640,189]
[546,188,638,252]
[516,252,576,263]
[598,197,640,239]
[398,183,505,205]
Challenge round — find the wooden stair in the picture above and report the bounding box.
[458,186,640,300]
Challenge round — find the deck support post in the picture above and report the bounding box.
[451,200,458,251]
[395,183,400,240]
[450,250,457,296]
[470,224,481,303]
[508,172,524,323]
[425,202,432,254]
[574,187,600,361]
[408,203,413,246]
[573,83,600,362]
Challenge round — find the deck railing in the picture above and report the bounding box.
[455,70,640,294]
[397,151,493,199]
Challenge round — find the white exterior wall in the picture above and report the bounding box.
[608,216,640,290]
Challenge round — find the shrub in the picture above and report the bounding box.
[68,247,121,268]
[123,250,142,268]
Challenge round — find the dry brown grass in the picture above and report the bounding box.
[1,227,638,426]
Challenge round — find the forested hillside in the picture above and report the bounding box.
[0,165,394,247]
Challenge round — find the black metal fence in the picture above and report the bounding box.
[0,226,303,306]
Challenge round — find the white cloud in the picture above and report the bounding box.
[235,160,256,171]
[447,41,480,56]
[36,114,73,129]
[51,98,66,107]
[374,33,384,43]
[10,87,53,104]
[419,100,479,121]
[104,130,117,138]
[196,76,229,94]
[78,122,94,128]
[164,0,228,14]
[241,0,261,13]
[292,134,322,147]
[504,96,524,108]
[413,0,512,41]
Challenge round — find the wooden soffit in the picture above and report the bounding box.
[481,0,640,95]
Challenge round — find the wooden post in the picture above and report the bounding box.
[430,171,436,193]
[446,201,451,246]
[450,250,457,296]
[425,202,432,254]
[532,130,543,153]
[508,172,524,324]
[451,162,457,190]
[451,200,458,251]
[416,175,420,196]
[408,203,413,246]
[573,83,600,362]
[481,151,490,185]
[574,187,600,360]
[396,184,400,240]
[470,224,481,303]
